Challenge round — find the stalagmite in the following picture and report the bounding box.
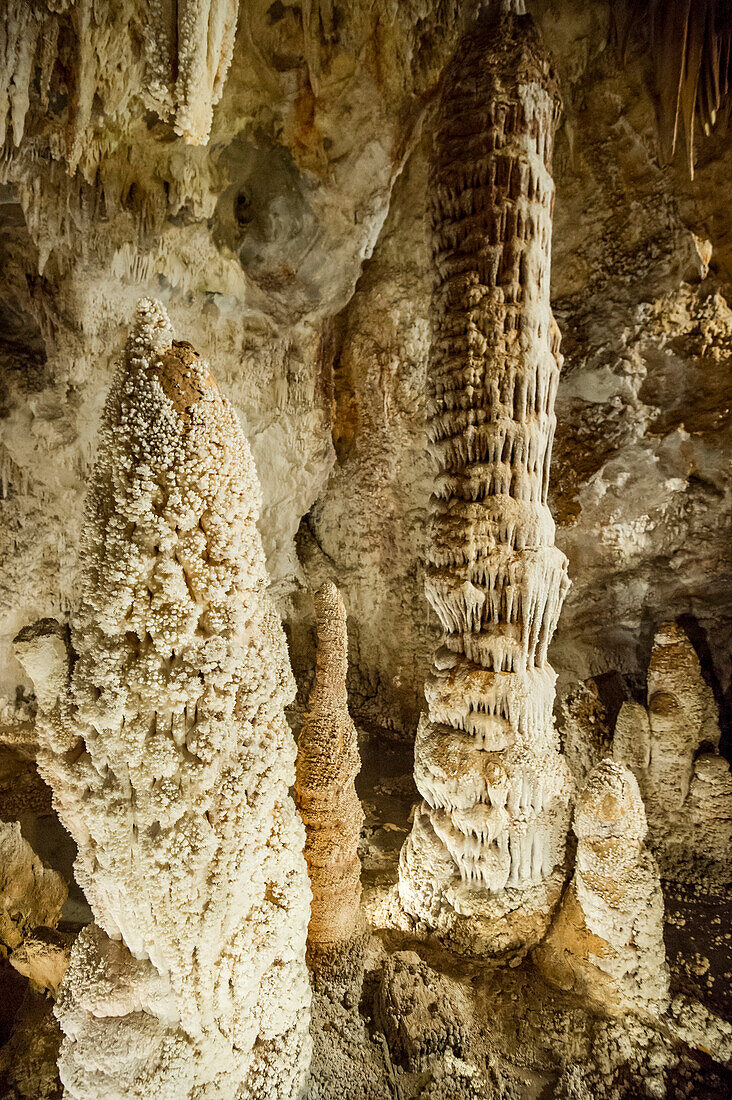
[13,300,311,1099]
[535,759,669,1016]
[398,3,573,955]
[613,621,732,877]
[295,583,364,984]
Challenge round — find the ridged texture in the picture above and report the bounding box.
[14,300,311,1099]
[399,6,573,953]
[295,582,363,951]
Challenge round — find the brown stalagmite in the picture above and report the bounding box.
[295,582,364,953]
[398,3,573,957]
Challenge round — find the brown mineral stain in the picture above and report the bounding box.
[156,340,217,420]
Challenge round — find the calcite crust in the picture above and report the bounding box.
[14,300,311,1099]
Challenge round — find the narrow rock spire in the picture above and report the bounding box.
[295,582,364,956]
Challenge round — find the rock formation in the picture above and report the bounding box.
[0,0,238,158]
[0,821,66,955]
[10,926,73,999]
[613,621,732,877]
[535,758,669,1016]
[295,582,364,970]
[375,951,467,1069]
[13,300,311,1098]
[398,3,573,955]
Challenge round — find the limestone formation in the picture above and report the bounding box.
[535,758,669,1016]
[10,926,73,998]
[398,3,573,955]
[375,951,467,1069]
[613,622,732,876]
[0,821,66,954]
[13,300,311,1099]
[295,582,364,957]
[0,0,237,158]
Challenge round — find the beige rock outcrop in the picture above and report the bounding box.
[0,0,237,157]
[0,821,66,955]
[295,582,363,955]
[613,622,732,877]
[10,926,73,998]
[13,299,311,1099]
[398,3,573,956]
[535,758,669,1016]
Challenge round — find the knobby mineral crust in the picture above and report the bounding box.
[14,299,312,1099]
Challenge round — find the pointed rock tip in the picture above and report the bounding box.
[133,297,175,355]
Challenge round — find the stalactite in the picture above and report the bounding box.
[0,0,238,164]
[14,300,311,1098]
[174,0,240,145]
[295,582,364,980]
[398,3,573,957]
[535,759,670,1016]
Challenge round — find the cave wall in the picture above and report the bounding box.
[1,0,730,745]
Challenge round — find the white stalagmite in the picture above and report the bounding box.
[13,299,311,1099]
[398,4,573,956]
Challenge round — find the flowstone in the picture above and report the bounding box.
[398,3,573,956]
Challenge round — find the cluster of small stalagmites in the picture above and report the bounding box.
[613,622,732,877]
[398,4,573,954]
[13,300,311,1099]
[295,583,364,963]
[535,759,669,1016]
[375,951,467,1070]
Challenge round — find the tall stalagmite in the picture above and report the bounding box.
[398,3,573,956]
[14,300,311,1098]
[295,583,363,958]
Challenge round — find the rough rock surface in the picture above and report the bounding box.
[375,950,467,1069]
[0,821,66,954]
[535,758,669,1015]
[613,621,732,878]
[14,300,311,1098]
[295,582,363,953]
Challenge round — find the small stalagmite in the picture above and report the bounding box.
[398,2,573,955]
[535,759,669,1016]
[295,582,364,966]
[613,622,732,876]
[14,300,311,1099]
